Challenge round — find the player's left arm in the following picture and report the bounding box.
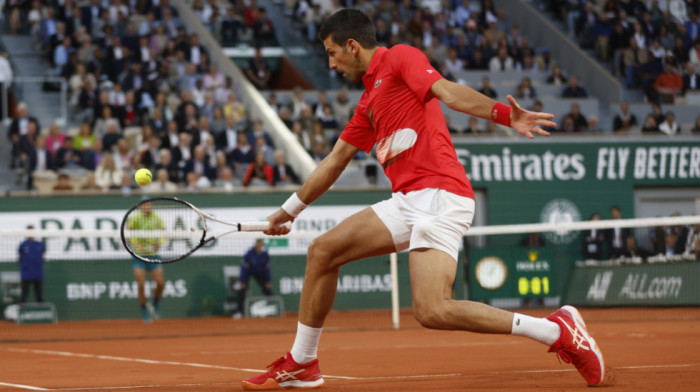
[429,79,556,139]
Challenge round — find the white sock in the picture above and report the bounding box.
[290,322,323,365]
[511,313,561,346]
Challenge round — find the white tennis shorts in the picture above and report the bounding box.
[371,188,475,262]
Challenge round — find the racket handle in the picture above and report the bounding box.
[239,221,292,232]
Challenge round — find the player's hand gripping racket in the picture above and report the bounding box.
[120,197,290,264]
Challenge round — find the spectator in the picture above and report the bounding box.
[319,104,339,130]
[18,225,46,303]
[561,75,588,98]
[95,152,123,190]
[331,89,353,125]
[252,7,276,46]
[244,150,274,187]
[80,172,102,191]
[272,150,300,186]
[587,115,601,133]
[229,131,255,175]
[155,148,181,183]
[45,123,66,162]
[682,62,700,93]
[74,123,95,153]
[654,62,684,103]
[233,238,274,318]
[8,103,40,169]
[489,45,514,72]
[52,173,74,192]
[444,47,465,74]
[692,116,700,133]
[245,45,272,89]
[558,114,581,133]
[566,103,589,131]
[622,236,651,261]
[184,145,216,183]
[663,233,680,256]
[147,168,178,193]
[247,119,274,148]
[659,111,680,135]
[55,136,82,169]
[605,205,630,259]
[623,37,648,87]
[515,77,536,99]
[613,101,639,132]
[93,107,121,140]
[465,116,485,134]
[477,76,498,99]
[546,64,567,85]
[467,47,489,70]
[222,91,246,122]
[214,166,238,191]
[641,114,660,133]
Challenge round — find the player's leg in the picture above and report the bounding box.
[235,267,249,318]
[242,207,396,390]
[297,207,396,328]
[407,190,604,385]
[34,279,44,303]
[255,271,273,296]
[148,265,165,319]
[132,261,150,323]
[20,279,29,303]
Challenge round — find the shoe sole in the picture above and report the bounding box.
[241,378,324,390]
[561,305,605,385]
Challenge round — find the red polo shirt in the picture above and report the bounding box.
[340,45,474,199]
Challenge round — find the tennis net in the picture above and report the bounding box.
[1,214,698,342]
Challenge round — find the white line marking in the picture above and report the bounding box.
[47,382,232,391]
[0,381,49,391]
[490,363,699,375]
[618,364,698,370]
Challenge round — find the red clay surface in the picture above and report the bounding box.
[1,307,699,391]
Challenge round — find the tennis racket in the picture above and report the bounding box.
[120,197,290,264]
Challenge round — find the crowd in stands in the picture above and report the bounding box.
[582,207,700,264]
[3,0,298,193]
[541,0,700,104]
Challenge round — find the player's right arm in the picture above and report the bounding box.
[265,139,359,233]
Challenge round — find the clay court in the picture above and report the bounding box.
[1,307,699,391]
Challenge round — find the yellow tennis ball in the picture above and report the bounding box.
[135,168,152,186]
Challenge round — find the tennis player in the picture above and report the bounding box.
[126,199,166,323]
[243,9,604,389]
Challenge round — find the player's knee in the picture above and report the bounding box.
[307,237,340,271]
[412,299,446,330]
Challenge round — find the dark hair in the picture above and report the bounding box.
[318,9,377,49]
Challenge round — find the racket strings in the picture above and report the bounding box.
[123,199,205,263]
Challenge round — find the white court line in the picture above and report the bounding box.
[0,381,49,391]
[3,348,357,380]
[489,363,699,375]
[6,347,699,390]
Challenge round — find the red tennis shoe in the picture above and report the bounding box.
[547,305,605,385]
[241,352,324,390]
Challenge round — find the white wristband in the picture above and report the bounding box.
[281,192,308,217]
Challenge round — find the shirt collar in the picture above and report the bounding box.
[362,47,388,89]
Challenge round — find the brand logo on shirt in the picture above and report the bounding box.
[426,69,434,74]
[375,79,382,88]
[376,128,417,168]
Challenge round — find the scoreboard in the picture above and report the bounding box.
[468,248,557,301]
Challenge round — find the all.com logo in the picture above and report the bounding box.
[540,199,581,244]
